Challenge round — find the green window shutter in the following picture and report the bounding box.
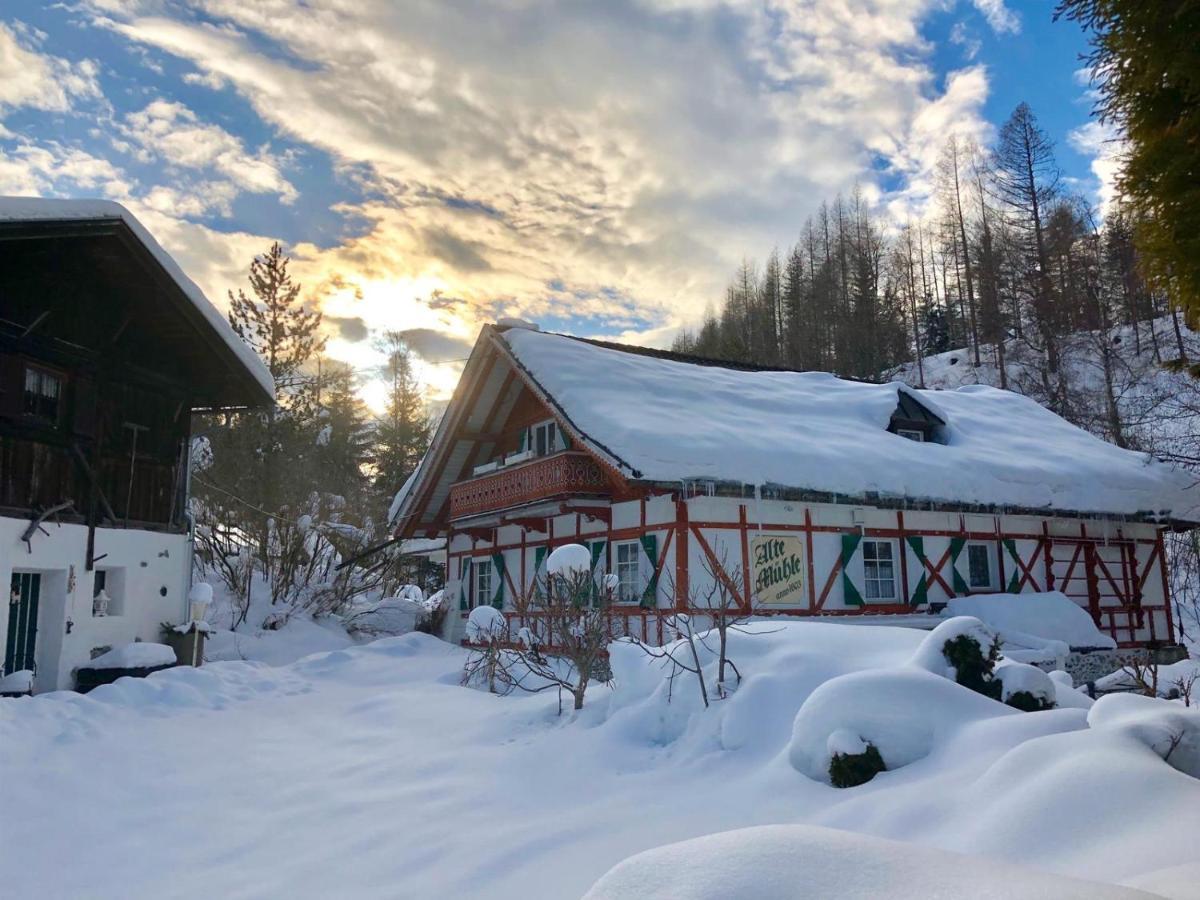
[949,537,969,595]
[589,540,607,606]
[518,428,528,452]
[533,545,548,599]
[906,535,929,607]
[459,558,472,611]
[639,534,659,609]
[841,533,863,607]
[1003,539,1021,593]
[491,553,506,609]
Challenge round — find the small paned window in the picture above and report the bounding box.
[614,541,640,603]
[473,559,494,606]
[862,539,898,602]
[967,543,996,591]
[23,366,62,423]
[896,428,925,442]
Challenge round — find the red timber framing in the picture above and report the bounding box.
[448,500,1178,651]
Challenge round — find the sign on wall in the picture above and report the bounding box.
[751,535,806,607]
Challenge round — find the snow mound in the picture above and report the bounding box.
[85,642,176,670]
[0,669,33,694]
[187,582,213,605]
[947,591,1117,650]
[582,824,1156,900]
[346,597,423,638]
[1088,693,1200,778]
[788,667,1014,781]
[546,542,591,576]
[909,615,997,677]
[466,605,507,642]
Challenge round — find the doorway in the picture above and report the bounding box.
[6,572,41,675]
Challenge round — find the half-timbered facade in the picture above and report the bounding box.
[393,323,1198,653]
[0,198,273,691]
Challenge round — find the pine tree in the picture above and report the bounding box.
[227,243,324,391]
[373,332,432,509]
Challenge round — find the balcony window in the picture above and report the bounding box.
[23,366,62,424]
[530,420,560,457]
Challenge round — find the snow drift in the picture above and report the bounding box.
[582,824,1159,900]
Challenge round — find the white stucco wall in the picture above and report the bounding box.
[1,516,191,692]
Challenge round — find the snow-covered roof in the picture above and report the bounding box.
[500,328,1199,523]
[0,197,274,403]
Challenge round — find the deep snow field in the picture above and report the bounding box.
[3,620,1199,899]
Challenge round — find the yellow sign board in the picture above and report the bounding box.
[751,535,806,607]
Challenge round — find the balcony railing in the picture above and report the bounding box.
[449,450,608,520]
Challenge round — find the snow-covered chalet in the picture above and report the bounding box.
[392,323,1198,655]
[0,198,274,692]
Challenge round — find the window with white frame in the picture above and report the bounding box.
[862,539,899,602]
[530,420,560,457]
[473,559,494,606]
[966,542,996,591]
[896,428,924,442]
[614,541,640,603]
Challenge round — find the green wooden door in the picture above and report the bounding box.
[5,573,40,675]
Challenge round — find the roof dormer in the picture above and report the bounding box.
[888,390,945,443]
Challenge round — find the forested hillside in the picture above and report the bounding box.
[670,101,1199,642]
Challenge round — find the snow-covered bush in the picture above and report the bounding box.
[995,660,1057,712]
[462,606,511,694]
[788,667,1013,782]
[827,731,886,788]
[911,616,1002,700]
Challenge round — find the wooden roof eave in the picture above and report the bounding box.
[394,326,642,539]
[392,327,508,538]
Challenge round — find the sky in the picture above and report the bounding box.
[0,0,1114,406]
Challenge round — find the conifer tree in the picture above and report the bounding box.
[373,332,432,507]
[1057,0,1200,331]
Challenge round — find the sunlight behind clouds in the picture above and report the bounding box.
[0,0,1071,404]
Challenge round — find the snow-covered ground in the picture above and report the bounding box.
[2,619,1198,899]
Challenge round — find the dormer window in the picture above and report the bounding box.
[888,390,944,444]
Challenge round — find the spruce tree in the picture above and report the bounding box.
[373,333,432,509]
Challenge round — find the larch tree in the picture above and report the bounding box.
[993,103,1066,405]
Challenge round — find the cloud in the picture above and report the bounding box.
[0,21,101,114]
[395,328,475,362]
[0,141,132,197]
[971,0,1020,35]
[120,99,297,204]
[79,0,996,337]
[1068,119,1124,217]
[327,315,369,343]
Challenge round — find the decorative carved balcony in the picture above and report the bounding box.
[449,451,609,520]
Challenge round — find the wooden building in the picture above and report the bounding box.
[0,198,273,692]
[393,323,1198,652]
